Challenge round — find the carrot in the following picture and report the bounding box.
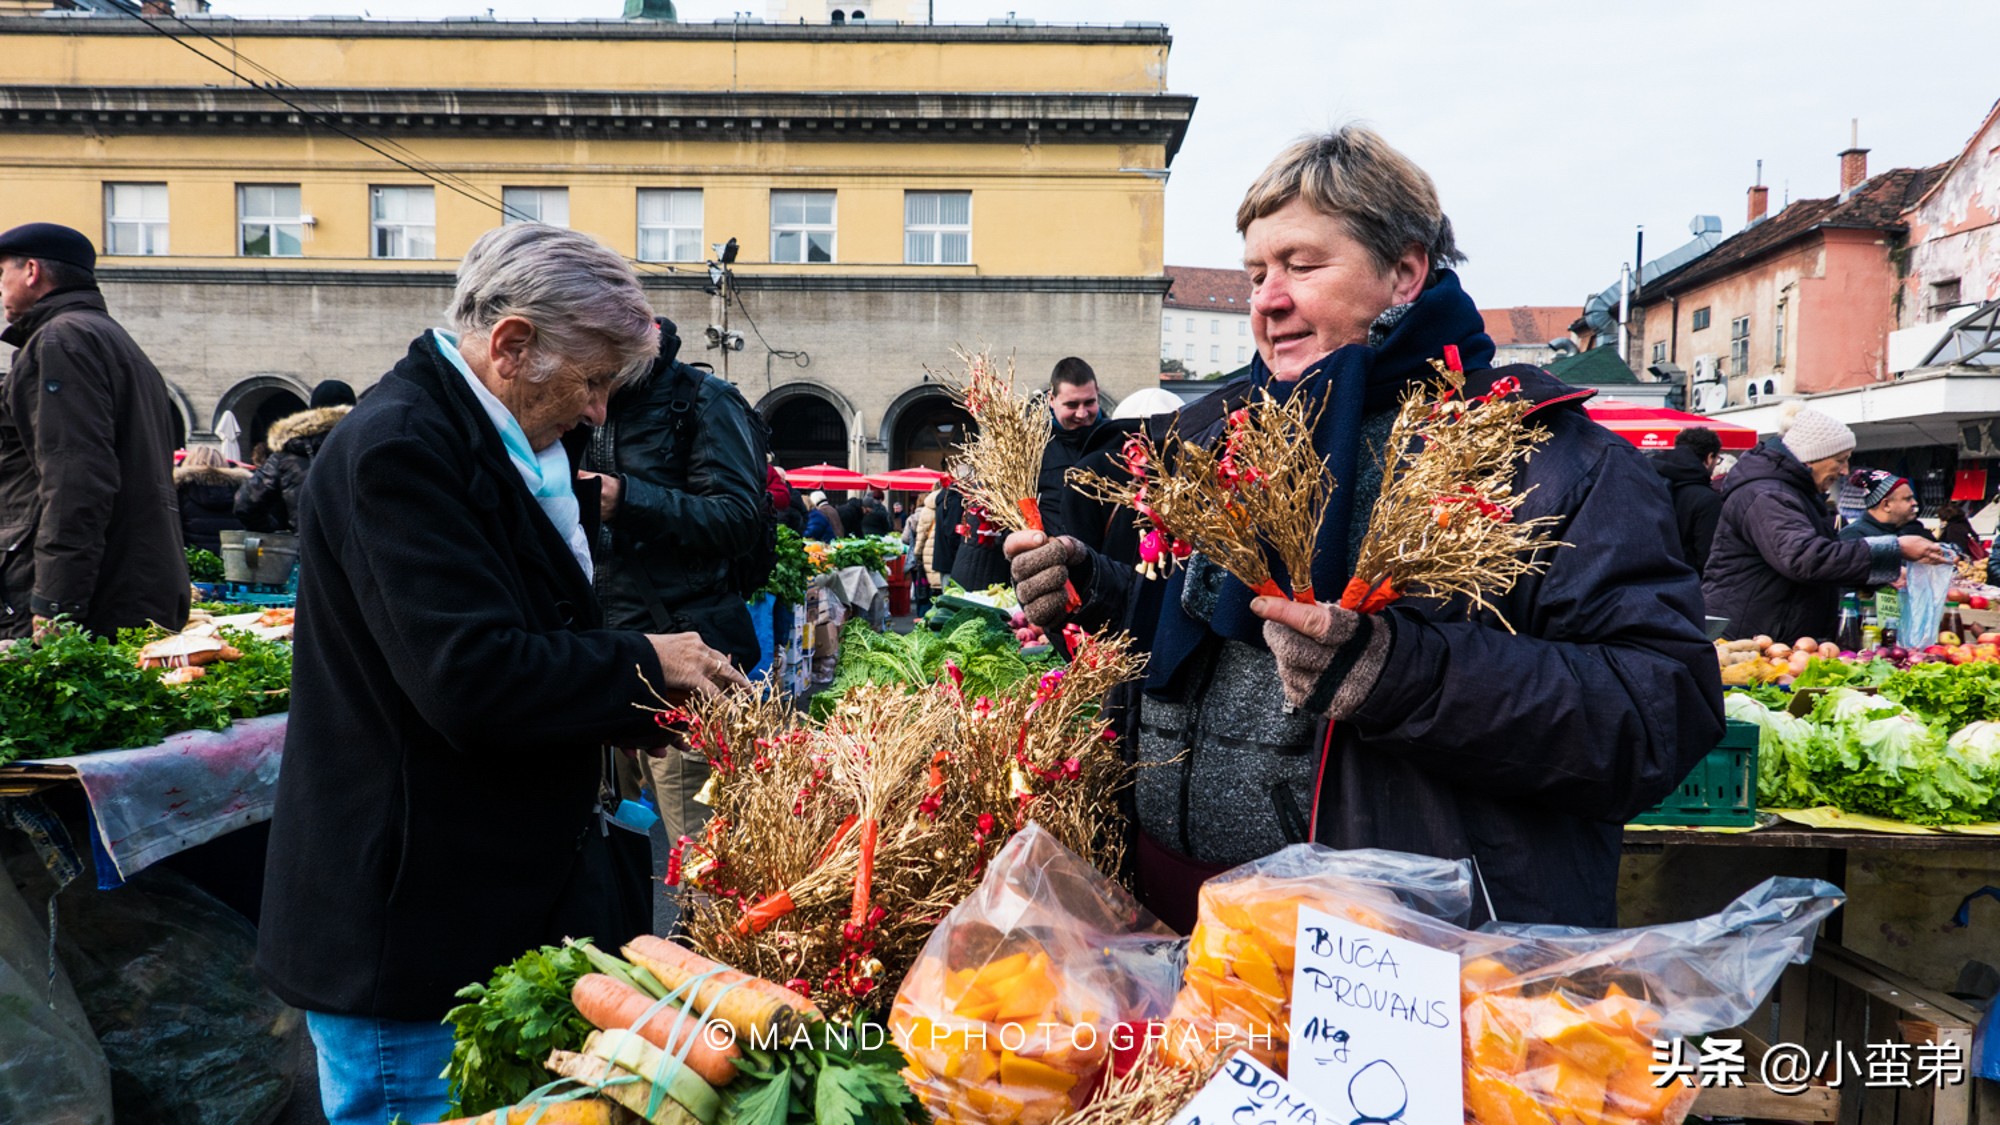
[426,1100,622,1125]
[622,934,824,1038]
[569,973,740,1088]
[546,1051,704,1125]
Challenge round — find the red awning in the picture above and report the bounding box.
[782,463,872,490]
[868,468,952,491]
[1585,400,1758,452]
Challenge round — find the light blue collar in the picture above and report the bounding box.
[433,329,594,581]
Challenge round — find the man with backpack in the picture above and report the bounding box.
[575,316,772,866]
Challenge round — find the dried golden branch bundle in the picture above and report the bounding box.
[1343,360,1568,628]
[651,632,1146,1017]
[940,349,1056,533]
[1068,389,1329,601]
[1057,1048,1216,1125]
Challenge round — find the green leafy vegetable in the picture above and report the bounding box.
[722,1018,927,1125]
[442,942,599,1117]
[808,611,1058,719]
[186,547,226,582]
[826,537,900,574]
[761,525,814,607]
[0,623,291,766]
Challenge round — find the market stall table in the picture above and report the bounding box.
[1,713,287,889]
[1623,821,1999,1123]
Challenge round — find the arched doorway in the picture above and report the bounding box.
[889,394,974,471]
[215,376,310,456]
[764,391,849,469]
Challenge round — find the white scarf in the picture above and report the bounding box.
[432,330,594,581]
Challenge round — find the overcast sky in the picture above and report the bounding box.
[208,0,2000,310]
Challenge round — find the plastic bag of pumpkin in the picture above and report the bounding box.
[1156,844,1844,1125]
[890,824,1182,1125]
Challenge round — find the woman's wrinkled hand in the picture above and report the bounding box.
[645,632,748,699]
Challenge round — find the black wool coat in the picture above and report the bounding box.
[1651,448,1723,577]
[257,333,670,1021]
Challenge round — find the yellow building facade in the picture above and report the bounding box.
[0,13,1191,468]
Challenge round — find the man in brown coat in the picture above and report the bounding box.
[0,222,187,640]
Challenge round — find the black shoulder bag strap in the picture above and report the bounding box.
[620,364,707,635]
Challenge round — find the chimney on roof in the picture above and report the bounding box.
[1747,159,1768,225]
[1838,118,1869,195]
[139,0,175,14]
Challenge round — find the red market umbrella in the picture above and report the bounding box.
[869,468,952,492]
[1586,400,1758,453]
[783,463,872,490]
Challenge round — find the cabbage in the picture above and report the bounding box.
[1725,693,1822,808]
[1817,710,1991,824]
[1944,721,2000,818]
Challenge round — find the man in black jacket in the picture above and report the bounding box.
[0,222,186,640]
[574,316,767,878]
[1036,357,1102,538]
[1652,426,1724,576]
[257,224,744,1125]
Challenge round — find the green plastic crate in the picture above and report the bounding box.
[1629,719,1759,828]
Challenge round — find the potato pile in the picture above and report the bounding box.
[1714,635,1825,687]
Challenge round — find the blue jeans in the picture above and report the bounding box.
[305,1010,456,1125]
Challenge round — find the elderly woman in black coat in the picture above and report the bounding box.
[255,224,746,1125]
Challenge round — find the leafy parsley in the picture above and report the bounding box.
[724,1018,927,1125]
[441,942,599,1117]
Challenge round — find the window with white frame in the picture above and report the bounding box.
[1184,344,1194,361]
[1774,299,1787,367]
[1210,320,1219,335]
[503,187,569,227]
[1162,342,1174,359]
[238,184,302,257]
[1209,345,1220,362]
[904,191,969,264]
[1729,316,1751,376]
[770,191,835,263]
[637,189,703,262]
[1237,346,1248,362]
[1650,341,1666,365]
[1239,320,1248,336]
[1184,317,1194,333]
[1162,314,1173,332]
[103,183,169,256]
[370,186,435,259]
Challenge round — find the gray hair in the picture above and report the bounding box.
[447,223,657,388]
[1236,126,1465,274]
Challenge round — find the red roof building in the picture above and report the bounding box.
[1162,265,1254,376]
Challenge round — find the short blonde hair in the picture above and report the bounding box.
[1236,126,1464,274]
[182,444,229,470]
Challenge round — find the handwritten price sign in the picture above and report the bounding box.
[1168,1052,1331,1125]
[1287,906,1462,1125]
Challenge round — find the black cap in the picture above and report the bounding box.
[309,379,357,409]
[0,223,96,272]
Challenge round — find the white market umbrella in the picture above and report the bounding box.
[214,411,242,463]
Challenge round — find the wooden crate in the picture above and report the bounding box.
[1690,941,1993,1125]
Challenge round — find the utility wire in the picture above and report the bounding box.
[109,11,839,372]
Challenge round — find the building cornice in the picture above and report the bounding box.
[0,86,1195,159]
[96,266,1172,295]
[0,15,1172,45]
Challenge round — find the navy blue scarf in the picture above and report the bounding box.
[1145,270,1495,692]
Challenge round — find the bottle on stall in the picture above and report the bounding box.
[1941,601,1967,644]
[1861,598,1882,652]
[1835,593,1864,654]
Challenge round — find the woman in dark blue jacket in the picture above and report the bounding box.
[1006,128,1724,931]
